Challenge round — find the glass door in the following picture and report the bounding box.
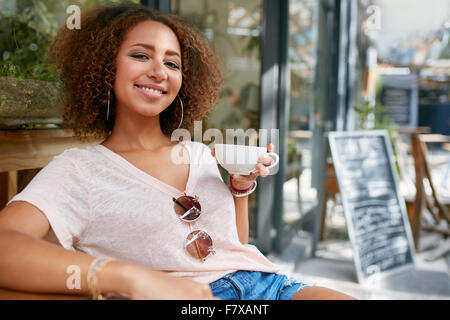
[172,0,263,239]
[283,0,319,228]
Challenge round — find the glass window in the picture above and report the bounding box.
[283,0,319,226]
[172,0,263,239]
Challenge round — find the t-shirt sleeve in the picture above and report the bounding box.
[7,152,91,249]
[196,142,225,182]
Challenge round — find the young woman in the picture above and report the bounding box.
[0,3,354,300]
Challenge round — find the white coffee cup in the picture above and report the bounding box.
[214,144,279,175]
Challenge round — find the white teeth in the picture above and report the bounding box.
[139,86,162,95]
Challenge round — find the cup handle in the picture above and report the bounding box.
[249,152,279,174]
[266,152,279,170]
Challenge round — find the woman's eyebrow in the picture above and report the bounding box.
[130,43,180,58]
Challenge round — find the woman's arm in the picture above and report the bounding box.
[223,144,274,245]
[233,196,249,244]
[0,201,131,296]
[0,201,214,299]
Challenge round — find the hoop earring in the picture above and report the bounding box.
[177,96,184,129]
[107,89,111,121]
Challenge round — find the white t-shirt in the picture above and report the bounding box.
[9,141,280,283]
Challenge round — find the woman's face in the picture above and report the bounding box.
[114,20,182,121]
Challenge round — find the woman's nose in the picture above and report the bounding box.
[147,60,167,81]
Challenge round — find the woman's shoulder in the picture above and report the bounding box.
[15,145,101,193]
[56,145,98,160]
[51,144,103,169]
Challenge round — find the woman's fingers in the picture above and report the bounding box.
[258,154,273,166]
[256,163,270,177]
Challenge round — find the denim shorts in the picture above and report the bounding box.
[209,270,310,300]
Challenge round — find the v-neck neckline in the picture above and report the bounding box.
[94,141,194,198]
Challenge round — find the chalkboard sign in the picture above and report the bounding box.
[328,130,416,284]
[379,74,418,127]
[379,87,412,124]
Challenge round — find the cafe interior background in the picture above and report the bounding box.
[0,0,449,297]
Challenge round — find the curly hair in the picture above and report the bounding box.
[48,2,223,140]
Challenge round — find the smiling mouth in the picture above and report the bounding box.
[134,84,167,95]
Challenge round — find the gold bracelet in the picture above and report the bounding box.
[87,257,115,300]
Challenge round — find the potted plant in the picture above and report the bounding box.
[0,1,63,130]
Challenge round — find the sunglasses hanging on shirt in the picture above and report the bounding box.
[172,195,215,262]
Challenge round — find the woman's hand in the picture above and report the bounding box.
[120,263,217,300]
[212,144,275,190]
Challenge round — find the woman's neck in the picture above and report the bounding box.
[102,114,174,153]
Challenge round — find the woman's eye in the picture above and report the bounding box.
[165,61,181,70]
[131,54,149,60]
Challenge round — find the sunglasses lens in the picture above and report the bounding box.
[173,196,201,221]
[185,230,214,260]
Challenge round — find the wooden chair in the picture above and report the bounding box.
[0,287,90,300]
[320,159,339,241]
[409,133,450,250]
